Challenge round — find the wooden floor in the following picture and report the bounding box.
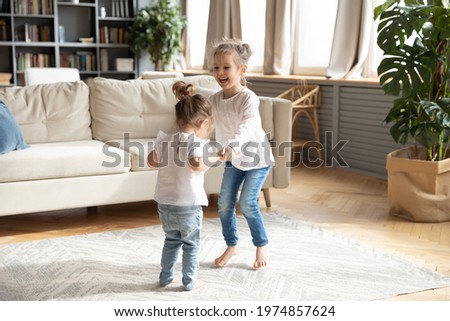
[1,165,449,301]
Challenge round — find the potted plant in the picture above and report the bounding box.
[374,0,450,222]
[128,0,186,71]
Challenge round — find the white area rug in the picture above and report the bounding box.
[1,211,449,301]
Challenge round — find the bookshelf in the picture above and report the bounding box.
[0,0,137,86]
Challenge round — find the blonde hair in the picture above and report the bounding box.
[172,81,214,131]
[209,38,253,86]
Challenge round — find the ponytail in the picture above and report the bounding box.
[172,81,213,130]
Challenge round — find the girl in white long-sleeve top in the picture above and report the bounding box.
[208,39,274,270]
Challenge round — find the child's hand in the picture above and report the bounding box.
[218,147,228,161]
[218,145,239,161]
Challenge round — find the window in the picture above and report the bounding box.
[185,0,384,80]
[240,0,266,72]
[185,0,210,69]
[293,0,338,75]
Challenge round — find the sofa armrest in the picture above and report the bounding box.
[259,96,292,189]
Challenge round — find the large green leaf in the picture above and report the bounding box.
[389,117,412,145]
[374,0,398,19]
[431,6,450,39]
[422,100,450,128]
[439,0,450,9]
[411,122,442,149]
[377,5,431,52]
[378,44,434,97]
[384,98,420,145]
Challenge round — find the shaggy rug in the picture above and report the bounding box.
[1,211,449,301]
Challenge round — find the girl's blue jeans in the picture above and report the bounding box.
[157,204,203,291]
[218,162,270,247]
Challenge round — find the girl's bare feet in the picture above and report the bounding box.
[253,246,268,269]
[215,246,239,267]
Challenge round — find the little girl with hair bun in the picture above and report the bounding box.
[147,81,221,291]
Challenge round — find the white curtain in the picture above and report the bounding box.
[263,0,297,75]
[203,0,242,70]
[326,0,374,79]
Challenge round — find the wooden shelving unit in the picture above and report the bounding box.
[0,0,137,86]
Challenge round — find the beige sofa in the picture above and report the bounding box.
[0,75,292,216]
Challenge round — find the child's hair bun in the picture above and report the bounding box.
[173,81,196,100]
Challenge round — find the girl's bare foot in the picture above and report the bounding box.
[253,246,268,269]
[215,246,239,267]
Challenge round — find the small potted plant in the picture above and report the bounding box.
[374,0,450,222]
[128,0,186,71]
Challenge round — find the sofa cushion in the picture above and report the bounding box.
[183,75,221,91]
[0,101,29,154]
[88,77,179,142]
[88,76,224,142]
[106,137,157,172]
[0,140,130,183]
[88,76,275,142]
[0,81,92,144]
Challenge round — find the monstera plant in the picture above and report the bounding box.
[375,0,450,161]
[128,0,186,71]
[375,0,450,222]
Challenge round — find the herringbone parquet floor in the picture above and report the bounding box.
[0,166,449,300]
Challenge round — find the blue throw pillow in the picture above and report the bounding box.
[0,100,29,154]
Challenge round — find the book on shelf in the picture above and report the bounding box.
[16,51,54,71]
[60,51,96,71]
[99,25,108,43]
[76,51,95,72]
[1,0,10,13]
[99,26,127,44]
[124,0,129,17]
[111,0,130,18]
[40,0,53,15]
[14,24,51,42]
[0,19,10,41]
[119,0,124,18]
[14,0,53,15]
[14,24,28,42]
[100,49,108,71]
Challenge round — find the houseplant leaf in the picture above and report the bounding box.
[422,100,450,128]
[385,98,420,145]
[377,5,431,52]
[377,43,434,97]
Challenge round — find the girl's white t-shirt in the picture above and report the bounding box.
[153,131,209,206]
[209,87,274,171]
